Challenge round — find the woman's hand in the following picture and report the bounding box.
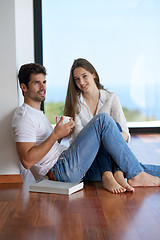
[121,132,129,143]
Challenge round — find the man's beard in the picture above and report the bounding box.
[28,89,46,102]
[34,96,46,102]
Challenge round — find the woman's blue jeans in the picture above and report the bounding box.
[83,122,122,181]
[50,113,160,182]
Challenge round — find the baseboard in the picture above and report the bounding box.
[0,174,23,183]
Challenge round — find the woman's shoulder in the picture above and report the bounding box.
[100,89,117,101]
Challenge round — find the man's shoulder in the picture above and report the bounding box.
[12,104,40,130]
[13,104,28,116]
[13,104,31,123]
[13,104,42,120]
[12,103,47,139]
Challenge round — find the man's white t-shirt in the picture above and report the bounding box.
[12,103,67,180]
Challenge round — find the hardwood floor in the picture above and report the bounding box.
[0,134,160,240]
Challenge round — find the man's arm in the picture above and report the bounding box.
[16,117,74,169]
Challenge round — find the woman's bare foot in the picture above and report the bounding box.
[102,171,126,194]
[128,171,160,187]
[114,171,135,192]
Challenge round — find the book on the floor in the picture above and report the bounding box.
[29,179,84,195]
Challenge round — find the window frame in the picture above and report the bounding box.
[33,0,44,111]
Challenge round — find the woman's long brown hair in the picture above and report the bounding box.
[64,58,105,119]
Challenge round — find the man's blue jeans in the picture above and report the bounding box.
[50,113,160,182]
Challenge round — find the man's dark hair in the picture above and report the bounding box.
[18,63,47,88]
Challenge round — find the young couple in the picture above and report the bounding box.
[12,60,160,194]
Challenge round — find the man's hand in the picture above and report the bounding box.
[53,116,75,140]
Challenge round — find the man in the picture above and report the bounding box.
[12,63,160,193]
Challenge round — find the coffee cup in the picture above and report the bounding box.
[56,116,71,125]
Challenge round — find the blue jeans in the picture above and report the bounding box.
[86,122,122,181]
[50,113,160,182]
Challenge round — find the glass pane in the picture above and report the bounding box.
[42,0,160,125]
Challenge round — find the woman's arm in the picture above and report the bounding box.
[70,114,83,143]
[110,93,130,142]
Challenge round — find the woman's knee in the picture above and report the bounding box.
[95,112,111,121]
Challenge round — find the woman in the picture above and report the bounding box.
[64,58,133,193]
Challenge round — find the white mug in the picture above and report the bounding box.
[56,116,71,125]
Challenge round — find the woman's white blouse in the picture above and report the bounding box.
[70,89,130,143]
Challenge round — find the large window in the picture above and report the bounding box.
[42,0,160,125]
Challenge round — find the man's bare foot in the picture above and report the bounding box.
[128,171,160,187]
[114,171,135,192]
[102,171,126,194]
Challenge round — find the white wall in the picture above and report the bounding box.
[0,0,34,175]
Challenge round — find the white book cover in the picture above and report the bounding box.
[29,179,84,195]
